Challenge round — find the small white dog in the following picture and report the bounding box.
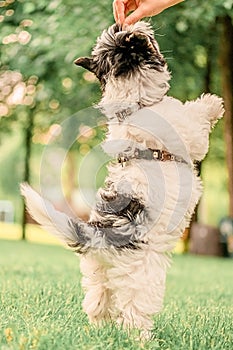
[21,22,224,335]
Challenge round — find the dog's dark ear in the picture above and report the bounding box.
[74,57,94,72]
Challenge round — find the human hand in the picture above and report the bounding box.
[113,0,184,26]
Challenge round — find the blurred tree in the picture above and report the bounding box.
[219,15,233,216]
[0,0,112,237]
[0,0,232,238]
[186,2,233,217]
[153,1,233,218]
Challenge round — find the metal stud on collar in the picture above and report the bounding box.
[153,150,161,160]
[118,155,129,167]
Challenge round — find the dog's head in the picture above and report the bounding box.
[75,22,166,89]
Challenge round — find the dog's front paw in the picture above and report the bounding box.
[200,93,225,126]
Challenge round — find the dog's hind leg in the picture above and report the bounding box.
[107,249,169,332]
[80,255,112,325]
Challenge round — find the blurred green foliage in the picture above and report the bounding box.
[0,0,113,129]
[0,0,232,224]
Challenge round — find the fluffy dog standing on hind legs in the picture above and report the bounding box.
[21,22,224,337]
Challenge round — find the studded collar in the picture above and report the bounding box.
[117,148,188,167]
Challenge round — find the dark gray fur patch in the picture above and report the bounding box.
[69,218,145,253]
[112,31,165,78]
[75,23,166,89]
[96,193,144,220]
[67,194,147,254]
[67,220,94,254]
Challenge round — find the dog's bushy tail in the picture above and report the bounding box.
[20,183,84,246]
[20,183,142,253]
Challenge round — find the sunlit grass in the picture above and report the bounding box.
[0,240,232,349]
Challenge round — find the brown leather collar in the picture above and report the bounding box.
[118,148,188,167]
[115,108,188,167]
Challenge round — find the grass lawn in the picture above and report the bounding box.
[0,240,232,350]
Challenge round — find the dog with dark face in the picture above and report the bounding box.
[75,23,166,86]
[21,22,224,336]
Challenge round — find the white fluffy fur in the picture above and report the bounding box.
[84,87,223,333]
[21,22,224,336]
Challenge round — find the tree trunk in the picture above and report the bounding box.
[219,16,233,217]
[22,110,34,240]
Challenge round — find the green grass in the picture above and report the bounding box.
[0,240,232,350]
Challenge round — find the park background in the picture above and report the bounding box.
[0,1,233,349]
[1,0,233,231]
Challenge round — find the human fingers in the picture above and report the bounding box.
[124,0,185,25]
[113,0,126,24]
[124,6,146,26]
